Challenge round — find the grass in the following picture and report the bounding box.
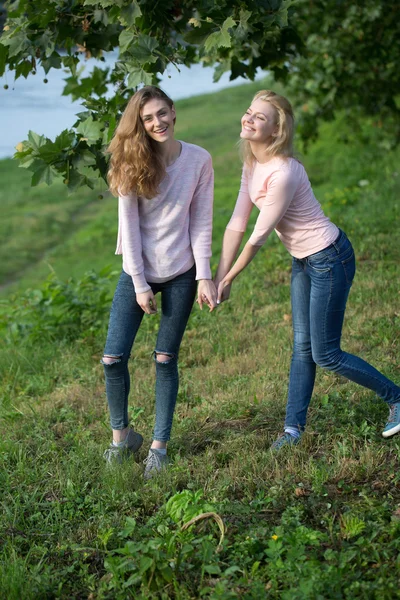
[0,80,400,599]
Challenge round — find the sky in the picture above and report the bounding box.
[0,57,264,158]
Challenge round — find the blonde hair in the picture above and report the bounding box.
[107,86,175,198]
[239,90,294,166]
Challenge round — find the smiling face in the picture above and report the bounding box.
[140,98,176,143]
[240,98,279,145]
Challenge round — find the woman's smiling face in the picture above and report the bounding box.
[140,98,176,142]
[240,98,279,144]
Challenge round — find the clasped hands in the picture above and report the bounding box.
[197,276,232,309]
[136,277,231,315]
[197,278,232,310]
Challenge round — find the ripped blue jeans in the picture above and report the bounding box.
[102,265,197,442]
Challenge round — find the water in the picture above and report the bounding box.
[0,56,264,158]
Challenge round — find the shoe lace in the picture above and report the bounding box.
[388,404,399,424]
[103,445,118,460]
[274,433,291,448]
[143,451,160,469]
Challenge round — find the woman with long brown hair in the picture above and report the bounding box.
[102,86,216,478]
[215,89,400,448]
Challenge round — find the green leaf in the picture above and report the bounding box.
[213,60,230,82]
[37,142,62,163]
[119,30,136,54]
[119,1,142,27]
[83,0,119,5]
[126,66,152,88]
[100,0,123,6]
[239,9,252,30]
[203,564,221,575]
[183,28,212,45]
[102,116,117,144]
[53,130,74,152]
[66,169,97,193]
[129,34,159,64]
[236,9,253,40]
[38,31,55,58]
[62,55,80,76]
[224,565,241,576]
[1,32,30,58]
[120,517,137,538]
[0,44,8,77]
[204,18,235,53]
[13,145,35,168]
[76,116,103,143]
[204,29,231,52]
[67,169,86,192]
[159,564,173,583]
[36,130,75,163]
[27,131,48,152]
[41,54,62,74]
[222,16,236,31]
[31,162,57,186]
[73,149,97,167]
[277,0,297,27]
[93,9,109,25]
[15,59,32,79]
[18,154,36,169]
[230,56,250,80]
[139,556,154,574]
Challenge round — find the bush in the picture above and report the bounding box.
[0,267,117,344]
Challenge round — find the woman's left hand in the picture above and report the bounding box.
[197,279,217,312]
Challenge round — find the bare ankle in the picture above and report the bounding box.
[113,426,129,444]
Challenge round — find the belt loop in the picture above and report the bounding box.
[332,228,342,253]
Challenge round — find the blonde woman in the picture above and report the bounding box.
[215,90,400,448]
[103,86,216,478]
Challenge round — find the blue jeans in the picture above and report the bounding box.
[285,229,400,431]
[102,265,197,441]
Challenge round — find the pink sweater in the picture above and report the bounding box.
[227,157,339,257]
[116,141,214,293]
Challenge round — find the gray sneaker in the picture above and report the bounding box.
[143,449,169,480]
[270,432,300,451]
[103,428,143,464]
[382,402,400,438]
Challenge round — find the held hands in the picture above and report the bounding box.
[216,278,232,305]
[197,279,217,312]
[136,289,157,315]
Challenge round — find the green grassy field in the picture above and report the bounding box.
[1,81,399,599]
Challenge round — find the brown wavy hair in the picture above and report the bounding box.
[107,86,175,198]
[239,90,295,166]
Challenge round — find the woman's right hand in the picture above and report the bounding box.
[217,278,232,304]
[136,290,157,314]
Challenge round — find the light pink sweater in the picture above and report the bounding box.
[116,141,214,293]
[227,156,339,257]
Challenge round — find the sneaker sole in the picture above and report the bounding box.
[382,423,400,438]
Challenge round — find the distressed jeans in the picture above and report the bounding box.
[102,265,197,441]
[285,229,400,431]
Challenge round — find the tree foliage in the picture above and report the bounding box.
[1,0,301,190]
[287,1,400,145]
[1,0,399,191]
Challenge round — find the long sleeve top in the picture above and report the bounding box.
[226,156,339,258]
[115,141,214,293]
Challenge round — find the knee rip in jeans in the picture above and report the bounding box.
[101,353,124,366]
[153,350,175,364]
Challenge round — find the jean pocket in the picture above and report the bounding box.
[307,256,331,273]
[341,250,356,284]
